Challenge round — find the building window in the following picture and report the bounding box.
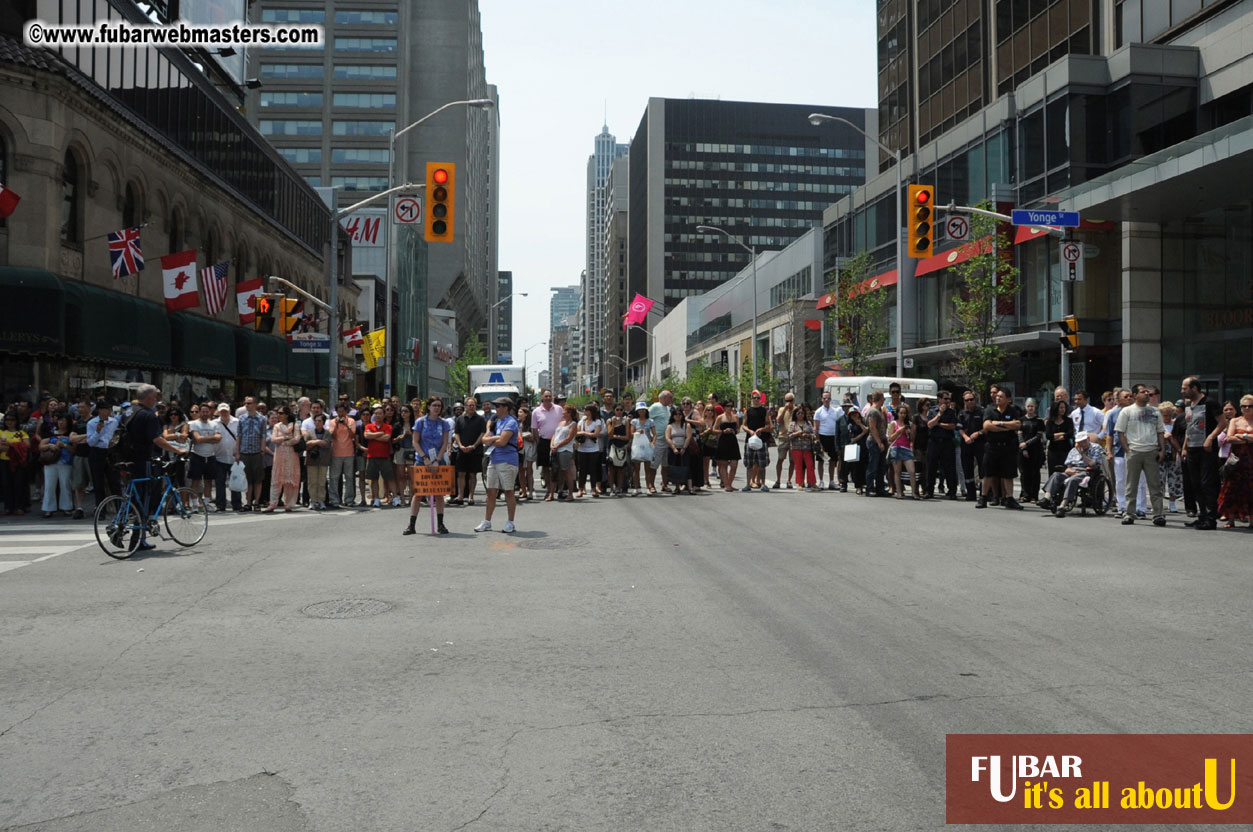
[332,93,396,108]
[303,176,322,187]
[333,38,397,52]
[260,9,325,23]
[331,148,390,163]
[259,120,323,135]
[331,176,388,191]
[334,10,399,24]
[332,120,395,136]
[259,91,324,108]
[276,147,323,164]
[259,63,323,79]
[168,207,183,253]
[122,182,142,228]
[60,150,80,243]
[332,65,398,80]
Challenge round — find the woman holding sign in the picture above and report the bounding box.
[404,397,452,536]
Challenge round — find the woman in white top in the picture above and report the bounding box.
[665,405,694,495]
[548,404,578,502]
[629,403,655,496]
[575,403,604,498]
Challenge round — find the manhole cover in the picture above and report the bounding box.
[301,599,393,619]
[520,537,587,550]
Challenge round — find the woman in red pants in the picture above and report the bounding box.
[788,403,819,492]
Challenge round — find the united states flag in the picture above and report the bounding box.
[201,261,229,316]
[108,227,144,279]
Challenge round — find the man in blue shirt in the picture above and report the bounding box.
[85,399,121,505]
[475,397,519,534]
[236,396,267,511]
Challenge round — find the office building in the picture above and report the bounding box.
[627,97,875,371]
[548,285,579,395]
[248,0,497,397]
[550,285,580,330]
[824,0,1253,403]
[601,155,630,391]
[583,124,629,380]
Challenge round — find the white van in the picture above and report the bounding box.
[822,376,939,411]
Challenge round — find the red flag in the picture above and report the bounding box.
[622,293,654,329]
[160,249,199,312]
[0,184,20,219]
[343,326,364,347]
[236,277,264,324]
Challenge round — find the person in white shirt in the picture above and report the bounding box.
[813,391,844,490]
[188,402,220,508]
[1069,390,1105,439]
[212,403,242,512]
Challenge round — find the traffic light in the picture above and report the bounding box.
[1056,315,1079,351]
[424,162,456,243]
[907,185,934,258]
[254,295,276,333]
[279,298,305,335]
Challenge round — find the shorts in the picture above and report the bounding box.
[775,436,791,454]
[365,456,395,481]
[982,444,1018,479]
[744,445,770,469]
[188,454,215,481]
[393,447,412,466]
[536,437,552,468]
[486,462,518,491]
[818,434,838,460]
[888,445,914,463]
[555,450,575,472]
[240,452,265,485]
[71,455,91,489]
[456,448,482,474]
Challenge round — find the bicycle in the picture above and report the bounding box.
[93,458,208,558]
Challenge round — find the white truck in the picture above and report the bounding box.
[467,364,525,406]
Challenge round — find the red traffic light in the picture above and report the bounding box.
[432,168,449,185]
[914,189,931,204]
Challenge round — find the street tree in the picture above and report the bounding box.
[949,204,1019,396]
[446,334,487,400]
[825,250,888,376]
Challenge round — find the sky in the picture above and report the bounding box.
[478,0,879,387]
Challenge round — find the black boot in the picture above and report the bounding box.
[402,517,417,536]
[437,514,449,535]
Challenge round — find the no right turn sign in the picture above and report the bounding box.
[1060,241,1084,282]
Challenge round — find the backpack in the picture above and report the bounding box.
[106,411,139,467]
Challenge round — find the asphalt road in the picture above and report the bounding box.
[1,473,1249,831]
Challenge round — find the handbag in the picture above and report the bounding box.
[1221,452,1240,480]
[228,460,248,492]
[609,444,629,467]
[843,443,862,463]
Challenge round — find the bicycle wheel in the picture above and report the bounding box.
[163,486,208,546]
[94,494,141,559]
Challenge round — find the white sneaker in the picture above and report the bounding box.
[372,498,381,508]
[474,520,491,533]
[503,521,516,534]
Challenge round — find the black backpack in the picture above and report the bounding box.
[106,410,139,467]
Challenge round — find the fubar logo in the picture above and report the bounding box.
[947,734,1252,824]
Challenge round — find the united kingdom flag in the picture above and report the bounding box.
[108,227,144,279]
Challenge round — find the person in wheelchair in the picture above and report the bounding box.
[1039,431,1105,516]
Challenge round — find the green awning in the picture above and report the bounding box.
[64,282,171,367]
[234,329,287,382]
[286,351,328,387]
[0,268,65,355]
[169,312,236,376]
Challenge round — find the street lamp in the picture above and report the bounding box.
[327,181,424,406]
[384,97,496,394]
[696,224,758,390]
[522,340,547,397]
[808,112,906,376]
[627,324,658,387]
[489,292,527,362]
[604,355,628,394]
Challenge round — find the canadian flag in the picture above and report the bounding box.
[160,249,199,312]
[0,183,21,219]
[236,277,264,324]
[342,326,364,348]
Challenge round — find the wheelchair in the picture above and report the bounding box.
[1042,464,1113,518]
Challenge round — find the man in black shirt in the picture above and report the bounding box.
[127,384,188,551]
[925,391,958,499]
[452,396,487,505]
[957,392,985,501]
[980,388,1024,510]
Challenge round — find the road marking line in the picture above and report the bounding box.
[0,561,31,573]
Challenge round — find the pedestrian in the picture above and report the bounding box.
[550,404,578,501]
[1039,431,1104,516]
[924,392,958,499]
[958,391,985,500]
[978,388,1024,510]
[1017,398,1046,503]
[262,411,277,500]
[393,404,415,506]
[699,399,719,488]
[575,403,604,498]
[362,405,395,509]
[68,401,92,514]
[295,397,315,507]
[404,396,451,535]
[159,405,190,489]
[354,403,369,506]
[0,410,31,515]
[236,396,266,511]
[38,411,77,518]
[742,390,772,492]
[1115,384,1167,526]
[1053,385,1070,414]
[788,402,818,491]
[864,392,888,497]
[327,401,357,509]
[1104,388,1133,516]
[682,399,706,493]
[212,403,243,512]
[714,396,741,492]
[475,397,520,534]
[887,403,920,500]
[532,390,561,496]
[773,393,796,489]
[1216,394,1253,529]
[605,402,631,495]
[188,402,220,510]
[1159,401,1184,512]
[263,406,302,513]
[517,404,537,500]
[452,396,485,506]
[813,390,842,490]
[304,413,331,510]
[1045,399,1074,475]
[121,385,188,552]
[648,391,675,493]
[629,402,654,496]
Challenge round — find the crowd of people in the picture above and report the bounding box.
[1,375,1249,539]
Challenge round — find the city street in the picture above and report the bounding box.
[1,478,1248,831]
